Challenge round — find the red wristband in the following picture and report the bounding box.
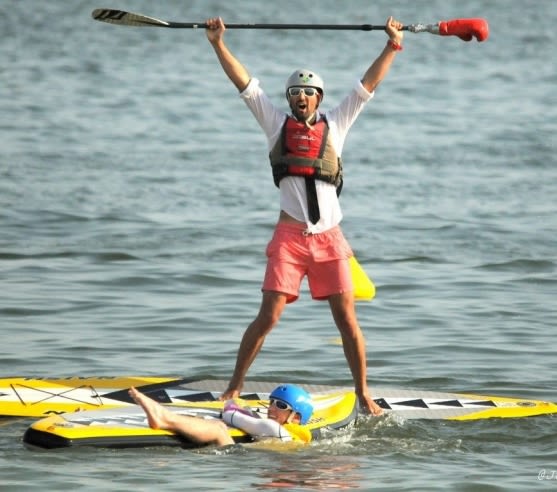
[387,39,403,51]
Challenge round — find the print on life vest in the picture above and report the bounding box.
[285,119,325,158]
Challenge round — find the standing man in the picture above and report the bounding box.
[206,16,404,415]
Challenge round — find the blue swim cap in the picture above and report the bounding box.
[270,384,313,424]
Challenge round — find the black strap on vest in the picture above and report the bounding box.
[305,177,320,224]
[305,118,329,224]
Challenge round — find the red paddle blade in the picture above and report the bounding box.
[438,18,489,42]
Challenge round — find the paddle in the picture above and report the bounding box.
[92,9,489,42]
[349,256,375,301]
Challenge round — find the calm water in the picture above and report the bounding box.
[1,0,556,490]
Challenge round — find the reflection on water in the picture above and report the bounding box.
[254,454,364,490]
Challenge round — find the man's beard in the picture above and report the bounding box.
[292,107,316,127]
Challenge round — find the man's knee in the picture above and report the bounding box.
[256,292,287,328]
[254,307,282,330]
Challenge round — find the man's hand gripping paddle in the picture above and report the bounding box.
[91,9,489,42]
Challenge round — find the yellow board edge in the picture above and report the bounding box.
[447,396,557,421]
[0,376,183,417]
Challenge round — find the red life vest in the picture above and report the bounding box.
[269,116,343,191]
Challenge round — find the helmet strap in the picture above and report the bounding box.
[303,113,317,128]
[286,410,297,424]
[290,111,317,127]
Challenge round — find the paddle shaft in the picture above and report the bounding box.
[148,22,401,31]
[91,10,405,31]
[92,10,489,41]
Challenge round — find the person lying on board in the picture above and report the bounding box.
[205,16,404,417]
[129,383,314,446]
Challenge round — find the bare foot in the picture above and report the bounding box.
[219,387,241,401]
[129,387,172,430]
[358,393,384,417]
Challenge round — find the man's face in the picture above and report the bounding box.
[287,86,322,121]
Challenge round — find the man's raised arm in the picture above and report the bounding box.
[206,17,251,92]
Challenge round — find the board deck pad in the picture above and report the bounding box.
[2,376,555,421]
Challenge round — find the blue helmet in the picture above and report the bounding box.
[270,384,314,424]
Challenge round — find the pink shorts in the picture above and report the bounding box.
[262,223,354,303]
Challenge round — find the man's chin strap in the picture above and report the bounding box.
[303,114,316,129]
[286,411,297,424]
[292,112,317,128]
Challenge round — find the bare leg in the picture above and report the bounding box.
[328,292,383,416]
[129,387,234,446]
[221,291,287,399]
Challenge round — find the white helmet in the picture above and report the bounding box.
[285,68,324,98]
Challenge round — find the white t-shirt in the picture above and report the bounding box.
[240,78,373,234]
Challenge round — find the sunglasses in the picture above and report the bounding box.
[287,87,318,97]
[269,398,293,411]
